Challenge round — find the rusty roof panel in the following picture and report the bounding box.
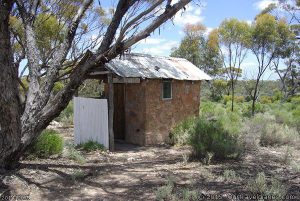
[105,53,212,81]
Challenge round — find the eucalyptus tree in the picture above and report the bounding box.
[171,23,206,68]
[250,14,294,115]
[170,23,222,76]
[256,0,299,100]
[210,18,251,111]
[0,0,192,169]
[272,37,299,100]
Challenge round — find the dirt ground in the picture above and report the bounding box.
[1,127,300,201]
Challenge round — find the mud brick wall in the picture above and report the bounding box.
[144,79,201,145]
[124,82,146,145]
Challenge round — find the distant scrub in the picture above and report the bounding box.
[260,96,272,104]
[56,101,74,126]
[223,95,244,104]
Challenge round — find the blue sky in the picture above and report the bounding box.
[130,0,281,80]
[19,0,282,80]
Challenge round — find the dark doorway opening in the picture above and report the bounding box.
[113,84,125,140]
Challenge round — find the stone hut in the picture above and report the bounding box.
[87,53,211,146]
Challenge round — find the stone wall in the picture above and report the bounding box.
[144,79,201,145]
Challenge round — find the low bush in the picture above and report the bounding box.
[181,188,199,201]
[223,95,231,104]
[272,108,294,125]
[223,95,245,104]
[65,143,86,164]
[223,170,240,182]
[247,172,288,199]
[76,141,106,152]
[260,96,272,104]
[272,90,283,102]
[290,161,300,173]
[155,178,174,201]
[69,169,86,182]
[246,172,267,194]
[170,117,196,145]
[290,96,300,104]
[191,117,244,159]
[260,123,298,147]
[235,96,245,103]
[242,102,268,117]
[32,129,63,158]
[171,116,244,160]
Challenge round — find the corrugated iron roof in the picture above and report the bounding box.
[105,53,212,81]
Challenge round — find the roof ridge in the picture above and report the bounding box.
[121,53,187,61]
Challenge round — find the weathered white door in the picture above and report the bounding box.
[74,97,109,148]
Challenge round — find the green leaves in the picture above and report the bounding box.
[171,23,222,76]
[218,18,251,48]
[251,14,278,50]
[35,13,65,53]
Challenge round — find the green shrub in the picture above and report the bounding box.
[223,95,231,104]
[267,178,288,199]
[155,178,174,201]
[223,95,245,104]
[172,108,244,160]
[235,96,245,103]
[246,172,267,194]
[65,143,86,164]
[290,161,300,173]
[77,141,106,152]
[69,169,86,182]
[290,96,300,104]
[181,188,199,201]
[272,108,294,125]
[247,172,288,198]
[272,90,283,102]
[218,111,242,135]
[33,129,63,158]
[260,96,272,104]
[260,123,298,147]
[190,117,243,159]
[200,102,226,119]
[243,102,267,116]
[170,117,196,145]
[223,170,240,182]
[282,146,294,165]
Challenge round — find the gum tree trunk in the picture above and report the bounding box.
[0,1,22,169]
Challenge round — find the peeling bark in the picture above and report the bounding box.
[0,1,21,168]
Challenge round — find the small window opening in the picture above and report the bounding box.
[162,80,172,100]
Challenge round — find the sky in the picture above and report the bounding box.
[19,0,284,80]
[130,0,281,80]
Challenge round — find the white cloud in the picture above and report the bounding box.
[139,38,166,45]
[139,40,178,56]
[204,27,213,37]
[173,3,205,27]
[254,0,278,10]
[246,20,252,25]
